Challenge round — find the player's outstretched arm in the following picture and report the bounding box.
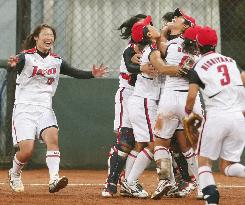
[91,64,108,78]
[8,56,19,68]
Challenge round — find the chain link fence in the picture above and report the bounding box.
[0,0,244,166]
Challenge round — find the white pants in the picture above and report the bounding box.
[12,104,58,146]
[114,87,134,131]
[127,95,157,142]
[198,112,245,162]
[155,90,203,139]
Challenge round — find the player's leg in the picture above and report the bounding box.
[105,127,135,195]
[198,116,224,205]
[38,108,68,193]
[219,113,245,178]
[151,109,179,199]
[198,156,219,205]
[121,97,155,198]
[9,105,36,192]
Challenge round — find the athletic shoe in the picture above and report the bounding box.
[151,179,178,199]
[196,185,204,199]
[121,180,148,198]
[101,183,117,197]
[8,168,24,192]
[49,176,68,193]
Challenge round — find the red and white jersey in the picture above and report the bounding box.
[118,44,135,90]
[133,45,161,100]
[164,39,192,91]
[15,48,62,108]
[194,51,243,113]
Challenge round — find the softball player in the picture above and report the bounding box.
[8,24,106,193]
[121,15,188,198]
[151,10,204,199]
[185,26,245,205]
[102,14,155,197]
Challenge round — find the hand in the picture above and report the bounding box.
[8,55,19,68]
[140,63,158,77]
[92,64,108,78]
[131,53,142,65]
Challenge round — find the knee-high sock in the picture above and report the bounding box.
[46,151,60,180]
[198,166,215,190]
[127,148,153,184]
[125,150,138,178]
[12,154,25,175]
[154,146,172,182]
[183,148,198,180]
[224,163,245,177]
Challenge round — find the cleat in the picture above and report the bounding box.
[101,188,114,197]
[151,179,178,199]
[49,176,68,193]
[195,182,204,199]
[8,169,24,192]
[101,183,117,197]
[120,185,131,197]
[121,180,148,198]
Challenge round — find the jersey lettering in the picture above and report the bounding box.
[217,64,230,86]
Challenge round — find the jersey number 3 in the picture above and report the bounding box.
[217,64,230,86]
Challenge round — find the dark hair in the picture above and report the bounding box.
[22,24,56,50]
[162,12,174,23]
[182,39,197,55]
[198,45,215,55]
[117,14,147,40]
[137,27,152,52]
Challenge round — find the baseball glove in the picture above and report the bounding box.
[178,56,195,77]
[183,113,202,149]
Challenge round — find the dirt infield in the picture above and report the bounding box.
[0,169,244,205]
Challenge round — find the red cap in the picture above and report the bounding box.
[183,25,202,41]
[131,15,152,43]
[196,26,218,46]
[174,8,196,26]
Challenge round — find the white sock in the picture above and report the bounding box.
[224,163,245,177]
[154,146,169,160]
[46,151,60,180]
[127,148,153,184]
[154,146,171,181]
[198,166,215,190]
[12,154,25,174]
[183,148,198,180]
[125,150,138,178]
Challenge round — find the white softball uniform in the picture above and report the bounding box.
[155,42,203,139]
[127,44,161,142]
[192,51,245,161]
[12,48,62,145]
[114,45,135,131]
[12,104,58,146]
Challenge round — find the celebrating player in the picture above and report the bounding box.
[151,9,204,199]
[101,14,155,197]
[8,24,107,193]
[185,26,245,205]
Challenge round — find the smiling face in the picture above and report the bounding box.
[167,16,189,34]
[34,27,55,53]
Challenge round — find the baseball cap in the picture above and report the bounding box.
[183,25,202,41]
[174,8,196,27]
[131,15,152,43]
[196,26,218,46]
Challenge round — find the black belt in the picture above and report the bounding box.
[174,90,188,92]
